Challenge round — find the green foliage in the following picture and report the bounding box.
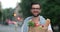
[21,0,60,25]
[41,0,60,25]
[0,11,2,18]
[0,11,2,23]
[28,21,35,27]
[2,8,13,21]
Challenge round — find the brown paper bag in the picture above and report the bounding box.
[28,26,48,32]
[28,19,50,32]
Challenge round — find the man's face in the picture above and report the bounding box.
[31,4,41,17]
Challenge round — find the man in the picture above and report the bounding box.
[21,2,53,32]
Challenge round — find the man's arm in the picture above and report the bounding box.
[21,20,27,32]
[21,17,30,32]
[48,24,53,32]
[21,23,24,32]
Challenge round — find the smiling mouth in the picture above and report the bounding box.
[33,11,39,13]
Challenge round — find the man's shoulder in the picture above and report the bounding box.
[40,15,45,19]
[24,16,32,21]
[25,16,45,19]
[24,16,45,21]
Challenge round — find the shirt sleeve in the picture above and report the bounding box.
[48,24,53,32]
[21,23,24,32]
[21,19,27,32]
[21,17,30,32]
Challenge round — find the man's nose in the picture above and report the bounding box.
[34,9,37,11]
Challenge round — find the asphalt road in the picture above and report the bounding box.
[0,24,22,32]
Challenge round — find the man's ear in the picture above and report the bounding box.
[45,18,50,27]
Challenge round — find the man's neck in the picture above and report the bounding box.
[33,16,40,19]
[32,16,40,23]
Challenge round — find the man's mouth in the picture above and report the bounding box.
[33,11,38,13]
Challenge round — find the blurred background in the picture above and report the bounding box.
[0,0,60,32]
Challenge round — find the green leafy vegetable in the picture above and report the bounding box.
[28,21,35,27]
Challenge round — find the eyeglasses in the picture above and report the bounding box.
[31,8,40,10]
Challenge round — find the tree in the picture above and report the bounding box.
[0,11,2,18]
[41,0,60,25]
[2,8,14,24]
[0,11,2,22]
[20,0,60,25]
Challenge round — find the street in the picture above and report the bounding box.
[0,24,22,32]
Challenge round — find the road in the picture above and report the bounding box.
[0,24,22,32]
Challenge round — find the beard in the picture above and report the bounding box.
[32,13,40,17]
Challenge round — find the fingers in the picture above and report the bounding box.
[45,18,50,27]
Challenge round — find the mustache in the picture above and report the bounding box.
[32,13,40,17]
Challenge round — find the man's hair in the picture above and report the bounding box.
[30,2,41,9]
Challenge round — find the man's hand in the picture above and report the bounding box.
[45,19,53,32]
[45,19,50,27]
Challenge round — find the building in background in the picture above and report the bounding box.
[13,3,23,26]
[14,3,23,17]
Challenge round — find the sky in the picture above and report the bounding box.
[0,0,21,9]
